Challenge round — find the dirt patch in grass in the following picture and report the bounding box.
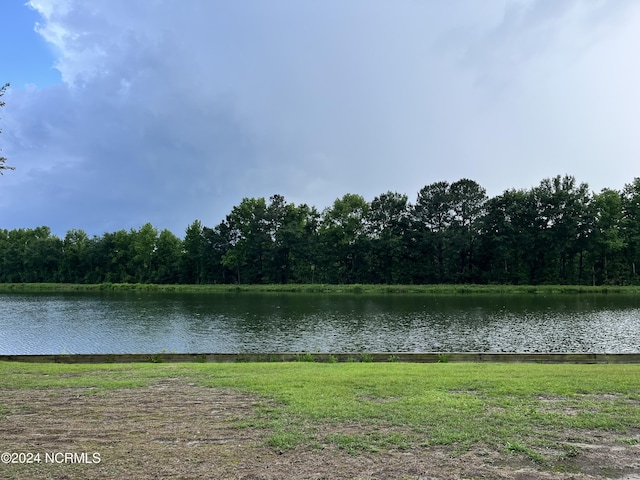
[1,379,639,479]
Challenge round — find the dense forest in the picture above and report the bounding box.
[2,175,640,286]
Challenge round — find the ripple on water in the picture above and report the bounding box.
[1,293,640,354]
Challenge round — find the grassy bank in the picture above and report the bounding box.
[2,361,639,462]
[1,282,640,295]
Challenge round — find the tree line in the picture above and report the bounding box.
[2,175,640,286]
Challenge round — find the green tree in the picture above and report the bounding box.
[478,189,532,284]
[221,198,271,283]
[411,181,453,282]
[132,223,159,283]
[0,82,14,174]
[366,191,410,283]
[288,203,321,283]
[260,195,320,284]
[319,194,369,283]
[155,229,182,284]
[19,227,63,282]
[109,229,136,283]
[449,179,487,282]
[200,223,233,283]
[621,178,640,283]
[532,176,593,284]
[181,220,205,284]
[61,229,90,283]
[0,228,29,281]
[592,189,625,284]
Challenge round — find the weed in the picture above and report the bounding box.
[325,433,379,454]
[437,354,450,363]
[561,444,581,458]
[296,352,315,363]
[618,437,640,445]
[267,430,307,450]
[360,353,373,363]
[196,354,207,363]
[504,441,545,462]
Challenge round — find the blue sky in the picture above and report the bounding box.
[0,0,59,87]
[1,0,640,237]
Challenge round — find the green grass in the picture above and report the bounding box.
[0,362,177,390]
[1,361,639,461]
[1,282,640,295]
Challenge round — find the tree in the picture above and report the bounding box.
[264,195,315,284]
[0,82,15,174]
[132,223,159,283]
[411,181,453,282]
[201,223,232,283]
[366,191,410,283]
[319,194,370,283]
[532,175,593,284]
[61,229,90,283]
[621,178,640,283]
[221,198,271,283]
[155,229,182,284]
[592,189,625,284]
[181,220,205,284]
[478,189,533,284]
[109,229,136,283]
[449,179,487,282]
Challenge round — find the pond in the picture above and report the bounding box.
[1,292,639,354]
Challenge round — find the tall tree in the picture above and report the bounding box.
[366,191,410,283]
[181,220,205,284]
[201,223,232,283]
[132,223,159,283]
[412,181,453,282]
[532,175,593,284]
[621,178,640,283]
[155,229,182,284]
[449,179,487,282]
[0,82,14,174]
[478,189,533,284]
[109,229,136,283]
[319,194,369,283]
[592,189,625,284]
[222,198,271,283]
[61,229,90,283]
[20,227,63,282]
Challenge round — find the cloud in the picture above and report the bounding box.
[2,0,640,237]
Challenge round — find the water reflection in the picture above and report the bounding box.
[0,292,639,354]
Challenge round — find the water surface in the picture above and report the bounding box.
[1,292,639,354]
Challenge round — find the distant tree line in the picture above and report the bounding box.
[2,175,640,286]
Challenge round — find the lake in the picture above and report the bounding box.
[1,292,639,354]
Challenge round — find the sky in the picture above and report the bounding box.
[1,0,639,238]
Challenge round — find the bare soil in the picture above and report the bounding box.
[1,378,639,480]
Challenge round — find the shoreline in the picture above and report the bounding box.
[3,352,640,364]
[1,282,640,295]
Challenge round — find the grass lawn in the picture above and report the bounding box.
[2,361,639,462]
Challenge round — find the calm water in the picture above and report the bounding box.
[1,292,640,354]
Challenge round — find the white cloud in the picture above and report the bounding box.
[2,0,639,236]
